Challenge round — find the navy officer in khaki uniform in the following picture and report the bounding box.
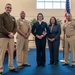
[16,11,31,69]
[0,3,17,75]
[63,14,75,68]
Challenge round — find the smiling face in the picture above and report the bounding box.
[5,3,12,14]
[66,14,72,21]
[37,15,43,21]
[37,13,44,21]
[50,17,55,24]
[20,11,26,19]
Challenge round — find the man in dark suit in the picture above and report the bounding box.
[32,13,48,67]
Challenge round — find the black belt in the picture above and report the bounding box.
[66,35,75,38]
[66,35,70,38]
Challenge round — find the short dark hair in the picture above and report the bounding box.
[49,16,57,25]
[37,13,44,20]
[6,3,12,6]
[20,11,25,14]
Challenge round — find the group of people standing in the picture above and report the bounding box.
[0,3,31,75]
[0,3,75,75]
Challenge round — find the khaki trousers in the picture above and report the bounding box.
[0,38,14,72]
[16,36,28,66]
[64,36,75,65]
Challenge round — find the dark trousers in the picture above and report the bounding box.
[35,37,46,66]
[48,40,60,64]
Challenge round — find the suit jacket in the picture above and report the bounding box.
[47,24,61,40]
[32,21,48,38]
[63,20,75,37]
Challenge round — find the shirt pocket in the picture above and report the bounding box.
[20,21,24,26]
[70,25,75,31]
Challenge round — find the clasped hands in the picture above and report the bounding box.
[36,35,44,39]
[24,33,30,39]
[48,38,55,42]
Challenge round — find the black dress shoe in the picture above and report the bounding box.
[54,63,58,65]
[0,72,3,75]
[62,63,69,66]
[72,65,75,68]
[18,65,23,69]
[42,65,45,67]
[9,68,18,72]
[37,65,41,67]
[48,62,54,65]
[41,64,45,67]
[37,64,41,67]
[22,64,31,67]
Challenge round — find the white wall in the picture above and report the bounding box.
[0,0,75,22]
[0,0,75,49]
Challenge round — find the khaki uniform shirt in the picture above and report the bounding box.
[63,20,75,37]
[17,18,31,36]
